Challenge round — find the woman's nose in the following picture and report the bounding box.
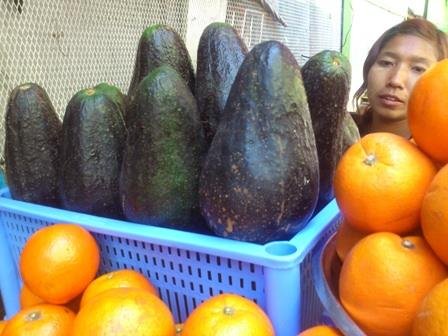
[387,65,407,88]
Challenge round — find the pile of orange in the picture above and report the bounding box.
[331,59,448,336]
[1,222,276,335]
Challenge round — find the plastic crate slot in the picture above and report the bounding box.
[217,272,222,283]
[199,284,203,294]
[197,268,201,278]
[173,291,182,322]
[239,278,244,288]
[207,270,212,281]
[251,281,256,291]
[144,254,148,264]
[189,282,194,291]
[187,265,192,275]
[180,279,185,288]
[178,264,183,273]
[208,287,214,296]
[228,275,233,285]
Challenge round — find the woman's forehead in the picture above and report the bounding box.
[379,34,438,63]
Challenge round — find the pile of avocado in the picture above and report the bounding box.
[4,23,357,244]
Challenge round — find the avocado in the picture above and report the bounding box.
[128,24,195,97]
[301,50,351,211]
[342,112,361,153]
[196,22,248,146]
[4,83,61,206]
[60,83,126,218]
[121,65,206,230]
[199,40,319,243]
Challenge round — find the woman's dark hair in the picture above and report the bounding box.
[353,18,448,128]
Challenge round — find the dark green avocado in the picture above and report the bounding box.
[4,83,61,206]
[199,40,319,244]
[60,83,126,218]
[301,50,351,211]
[121,65,206,230]
[196,22,248,146]
[128,24,195,97]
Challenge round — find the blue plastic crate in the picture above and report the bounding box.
[0,187,340,335]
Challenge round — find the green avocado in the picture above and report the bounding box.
[4,83,61,206]
[60,83,126,218]
[121,65,206,230]
[128,24,195,97]
[196,22,248,146]
[199,41,319,243]
[301,50,352,211]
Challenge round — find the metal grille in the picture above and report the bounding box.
[226,0,342,65]
[0,0,189,161]
[0,0,341,163]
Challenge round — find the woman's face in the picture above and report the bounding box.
[366,34,438,122]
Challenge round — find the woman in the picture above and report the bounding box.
[353,18,448,137]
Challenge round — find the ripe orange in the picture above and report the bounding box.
[73,287,176,335]
[20,284,45,309]
[0,320,6,334]
[20,223,100,304]
[298,325,343,335]
[333,132,437,234]
[412,278,448,335]
[181,293,274,336]
[2,304,75,336]
[80,269,158,308]
[339,232,447,336]
[335,217,367,262]
[408,59,448,163]
[421,164,448,264]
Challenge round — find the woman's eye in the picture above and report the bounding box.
[377,59,394,67]
[412,65,427,74]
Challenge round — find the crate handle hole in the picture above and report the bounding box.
[264,241,297,256]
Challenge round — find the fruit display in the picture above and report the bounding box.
[316,58,448,335]
[3,21,350,244]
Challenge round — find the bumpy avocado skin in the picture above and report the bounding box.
[5,83,62,207]
[199,41,319,243]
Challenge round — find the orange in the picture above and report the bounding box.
[421,163,448,264]
[20,223,100,304]
[335,217,367,262]
[181,293,274,336]
[298,325,343,336]
[339,232,447,336]
[333,132,437,234]
[73,287,176,335]
[0,320,6,334]
[412,278,448,335]
[80,268,158,308]
[2,304,75,336]
[20,284,45,309]
[408,59,448,163]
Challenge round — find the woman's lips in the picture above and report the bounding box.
[378,94,404,108]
